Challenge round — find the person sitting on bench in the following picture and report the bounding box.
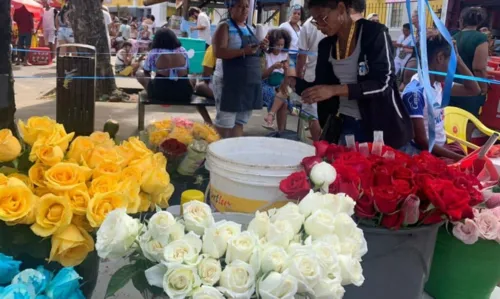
[136,28,193,103]
[115,42,140,77]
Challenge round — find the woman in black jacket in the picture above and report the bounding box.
[298,0,413,149]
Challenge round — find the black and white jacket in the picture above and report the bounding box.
[313,19,413,149]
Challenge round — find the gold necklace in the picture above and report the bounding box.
[336,21,356,60]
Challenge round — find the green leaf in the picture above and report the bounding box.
[16,149,33,173]
[105,264,141,298]
[0,166,18,175]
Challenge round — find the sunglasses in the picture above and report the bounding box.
[311,14,328,27]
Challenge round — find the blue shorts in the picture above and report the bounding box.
[289,53,297,68]
[213,76,252,128]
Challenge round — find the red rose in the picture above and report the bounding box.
[302,156,323,175]
[372,186,402,214]
[330,166,362,199]
[381,211,404,230]
[421,210,444,225]
[314,141,329,158]
[325,143,352,162]
[279,171,311,200]
[393,166,414,181]
[160,138,188,158]
[355,193,376,218]
[393,179,416,198]
[373,165,393,186]
[422,178,472,221]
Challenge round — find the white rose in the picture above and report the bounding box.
[287,251,323,293]
[338,228,368,259]
[317,234,341,254]
[247,211,270,238]
[226,231,258,264]
[267,220,295,248]
[338,254,364,286]
[312,275,345,299]
[299,191,356,217]
[218,260,256,299]
[145,264,167,288]
[96,208,141,259]
[148,211,176,242]
[311,239,340,273]
[168,222,186,241]
[192,286,225,299]
[198,257,222,286]
[140,231,168,262]
[331,213,358,241]
[270,203,305,234]
[304,210,336,240]
[261,245,289,273]
[332,193,356,216]
[183,201,215,235]
[163,264,201,299]
[202,220,242,258]
[310,162,337,193]
[163,232,203,265]
[258,271,298,299]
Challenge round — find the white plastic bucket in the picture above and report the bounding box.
[205,137,314,213]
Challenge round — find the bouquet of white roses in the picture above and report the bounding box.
[97,190,367,299]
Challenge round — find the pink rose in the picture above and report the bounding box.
[476,211,500,240]
[486,193,500,209]
[491,207,500,219]
[453,219,480,245]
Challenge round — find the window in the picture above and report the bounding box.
[390,3,405,28]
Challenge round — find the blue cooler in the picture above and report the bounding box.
[179,37,205,74]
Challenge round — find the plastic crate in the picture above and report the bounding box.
[179,37,206,74]
[27,47,52,65]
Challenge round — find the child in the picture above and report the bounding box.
[262,29,293,132]
[402,35,481,162]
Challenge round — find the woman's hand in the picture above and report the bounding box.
[302,85,339,104]
[260,38,269,50]
[243,44,258,55]
[271,61,283,70]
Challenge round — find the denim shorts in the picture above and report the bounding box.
[212,76,252,128]
[58,27,74,43]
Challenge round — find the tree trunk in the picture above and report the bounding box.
[69,0,116,97]
[0,0,19,136]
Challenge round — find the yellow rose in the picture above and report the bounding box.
[30,144,64,166]
[89,131,115,148]
[141,167,170,194]
[71,214,94,232]
[67,185,90,215]
[29,163,48,187]
[31,193,73,237]
[9,195,37,225]
[66,136,95,164]
[89,175,120,196]
[93,161,122,179]
[149,130,169,147]
[120,165,143,183]
[206,132,220,144]
[122,179,141,214]
[153,119,173,130]
[193,123,210,140]
[152,153,167,169]
[0,177,35,223]
[0,129,22,162]
[18,116,57,145]
[127,137,153,158]
[87,146,123,169]
[139,192,152,212]
[168,127,193,145]
[0,173,8,185]
[8,173,34,190]
[45,162,90,192]
[87,191,129,227]
[49,224,95,267]
[128,153,154,172]
[32,124,75,153]
[151,183,175,209]
[34,186,51,197]
[115,143,136,167]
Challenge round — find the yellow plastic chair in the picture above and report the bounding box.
[444,106,500,154]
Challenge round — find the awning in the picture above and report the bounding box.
[12,0,43,14]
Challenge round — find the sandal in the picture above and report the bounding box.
[262,112,276,130]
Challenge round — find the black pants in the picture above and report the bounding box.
[147,76,193,104]
[17,33,32,61]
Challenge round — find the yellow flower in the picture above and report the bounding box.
[0,177,35,223]
[29,163,48,187]
[66,136,95,164]
[67,185,90,215]
[45,162,90,192]
[141,167,170,194]
[206,132,221,144]
[71,215,94,232]
[18,116,57,145]
[149,130,169,147]
[127,137,153,158]
[32,124,75,153]
[151,183,175,209]
[93,161,122,179]
[128,153,154,172]
[153,119,173,130]
[89,175,120,196]
[87,146,123,169]
[0,129,22,162]
[34,186,51,197]
[0,173,8,185]
[115,143,136,167]
[31,193,73,237]
[152,152,167,169]
[122,179,141,214]
[139,192,152,212]
[30,144,64,166]
[87,191,129,227]
[168,127,193,145]
[49,224,95,267]
[193,123,210,140]
[120,165,143,183]
[8,173,34,191]
[89,131,115,148]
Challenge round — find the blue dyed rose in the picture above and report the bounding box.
[36,266,53,288]
[0,253,21,285]
[68,288,85,299]
[12,268,49,294]
[0,283,36,299]
[36,296,49,299]
[45,267,82,299]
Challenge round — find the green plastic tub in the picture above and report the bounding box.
[179,37,205,74]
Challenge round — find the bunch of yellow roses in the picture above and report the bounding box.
[148,118,220,147]
[0,116,174,267]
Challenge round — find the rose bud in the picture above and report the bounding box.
[486,193,500,209]
[402,194,420,225]
[301,156,323,175]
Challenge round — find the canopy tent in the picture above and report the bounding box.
[11,0,43,13]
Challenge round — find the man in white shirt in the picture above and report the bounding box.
[38,0,58,59]
[295,17,326,141]
[188,7,211,48]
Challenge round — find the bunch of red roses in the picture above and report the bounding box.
[279,141,484,230]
